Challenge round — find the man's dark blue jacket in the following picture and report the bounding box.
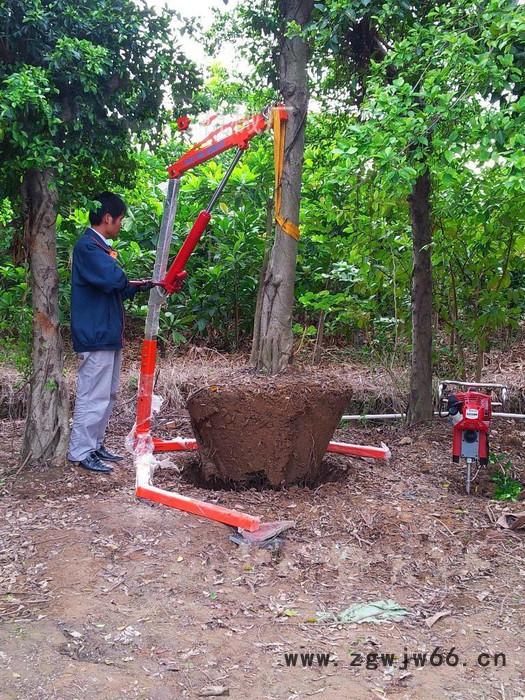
[70,229,139,353]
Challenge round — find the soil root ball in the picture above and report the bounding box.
[186,373,352,487]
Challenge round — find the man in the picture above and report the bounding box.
[68,192,153,473]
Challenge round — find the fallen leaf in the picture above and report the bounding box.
[162,661,181,671]
[425,610,452,628]
[510,514,525,530]
[496,511,525,530]
[63,630,83,639]
[198,685,229,697]
[398,437,413,446]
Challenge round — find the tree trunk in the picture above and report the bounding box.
[254,0,313,374]
[406,169,433,424]
[21,169,70,465]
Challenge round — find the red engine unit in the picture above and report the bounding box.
[447,390,491,465]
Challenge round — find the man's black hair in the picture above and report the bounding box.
[89,191,127,225]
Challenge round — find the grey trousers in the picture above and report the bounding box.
[68,349,123,461]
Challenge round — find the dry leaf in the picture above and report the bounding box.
[198,686,229,697]
[496,511,525,530]
[161,661,181,671]
[425,610,452,628]
[509,514,525,530]
[398,437,413,446]
[361,510,376,527]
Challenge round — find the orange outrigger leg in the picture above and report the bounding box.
[135,482,260,531]
[151,437,391,460]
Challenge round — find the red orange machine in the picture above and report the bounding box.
[439,381,507,493]
[131,107,390,532]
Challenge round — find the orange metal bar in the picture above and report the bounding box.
[327,441,391,459]
[153,436,390,459]
[136,338,158,436]
[153,437,197,452]
[168,113,268,179]
[136,484,261,531]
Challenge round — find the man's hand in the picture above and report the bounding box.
[130,279,155,292]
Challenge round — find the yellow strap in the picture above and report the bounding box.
[271,108,300,241]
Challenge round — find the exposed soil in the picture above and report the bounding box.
[2,350,525,700]
[186,371,352,486]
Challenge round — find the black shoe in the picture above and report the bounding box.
[70,453,113,473]
[95,446,124,462]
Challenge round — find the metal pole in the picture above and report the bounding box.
[342,413,407,421]
[145,177,181,337]
[466,459,473,495]
[136,178,181,437]
[342,411,525,421]
[492,412,525,419]
[206,147,244,213]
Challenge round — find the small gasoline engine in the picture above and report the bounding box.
[439,381,507,493]
[448,390,491,459]
[439,381,512,493]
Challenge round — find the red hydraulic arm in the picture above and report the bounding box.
[133,109,281,531]
[167,112,269,180]
[160,109,281,294]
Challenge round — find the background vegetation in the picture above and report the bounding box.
[1,0,524,379]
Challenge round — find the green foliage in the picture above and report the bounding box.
[0,0,204,367]
[0,0,203,197]
[202,64,275,115]
[0,263,32,375]
[490,453,522,501]
[307,0,525,366]
[205,0,281,90]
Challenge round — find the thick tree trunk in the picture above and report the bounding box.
[254,0,313,374]
[21,169,70,465]
[406,170,433,425]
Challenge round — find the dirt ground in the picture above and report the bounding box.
[2,351,525,700]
